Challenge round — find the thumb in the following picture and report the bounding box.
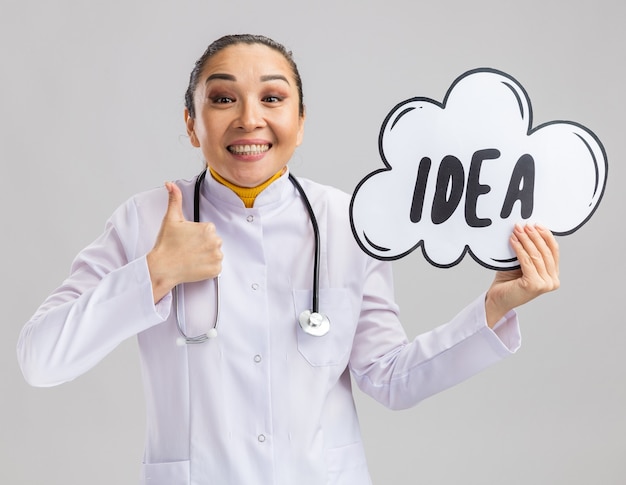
[163,182,186,222]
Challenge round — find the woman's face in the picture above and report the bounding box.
[186,43,305,188]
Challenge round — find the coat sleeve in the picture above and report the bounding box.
[17,198,172,387]
[348,258,520,410]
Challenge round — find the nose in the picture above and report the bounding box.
[235,97,266,132]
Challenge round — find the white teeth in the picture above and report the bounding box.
[228,144,270,155]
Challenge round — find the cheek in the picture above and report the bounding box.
[277,115,305,144]
[292,117,305,146]
[296,121,305,145]
[196,117,223,144]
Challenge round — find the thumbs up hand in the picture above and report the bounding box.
[147,182,223,303]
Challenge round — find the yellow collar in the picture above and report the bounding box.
[209,167,285,208]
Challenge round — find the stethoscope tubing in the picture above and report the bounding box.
[175,169,326,344]
[287,173,321,314]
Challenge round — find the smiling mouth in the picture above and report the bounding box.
[227,144,271,155]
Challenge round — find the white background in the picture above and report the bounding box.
[2,0,624,483]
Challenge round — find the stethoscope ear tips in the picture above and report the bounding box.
[176,337,187,347]
[207,328,218,339]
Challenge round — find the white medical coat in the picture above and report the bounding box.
[18,170,521,485]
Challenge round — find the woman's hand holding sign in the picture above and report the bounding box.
[485,223,560,327]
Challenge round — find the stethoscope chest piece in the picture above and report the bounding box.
[299,310,330,337]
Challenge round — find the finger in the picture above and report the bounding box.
[511,225,540,277]
[512,224,552,282]
[523,224,559,281]
[536,224,560,274]
[164,182,186,222]
[523,224,549,263]
[515,224,560,293]
[534,225,560,291]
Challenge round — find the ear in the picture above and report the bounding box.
[184,108,201,147]
[296,106,306,147]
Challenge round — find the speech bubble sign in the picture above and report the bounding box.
[349,68,608,270]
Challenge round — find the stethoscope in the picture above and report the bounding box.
[175,168,330,345]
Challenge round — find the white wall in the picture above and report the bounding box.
[2,0,624,483]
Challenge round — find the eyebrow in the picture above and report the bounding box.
[260,74,290,85]
[205,73,291,85]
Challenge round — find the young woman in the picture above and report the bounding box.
[18,34,559,485]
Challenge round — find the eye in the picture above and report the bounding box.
[262,95,283,103]
[211,96,235,104]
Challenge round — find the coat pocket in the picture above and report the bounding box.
[140,459,190,485]
[293,288,354,366]
[326,441,371,484]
